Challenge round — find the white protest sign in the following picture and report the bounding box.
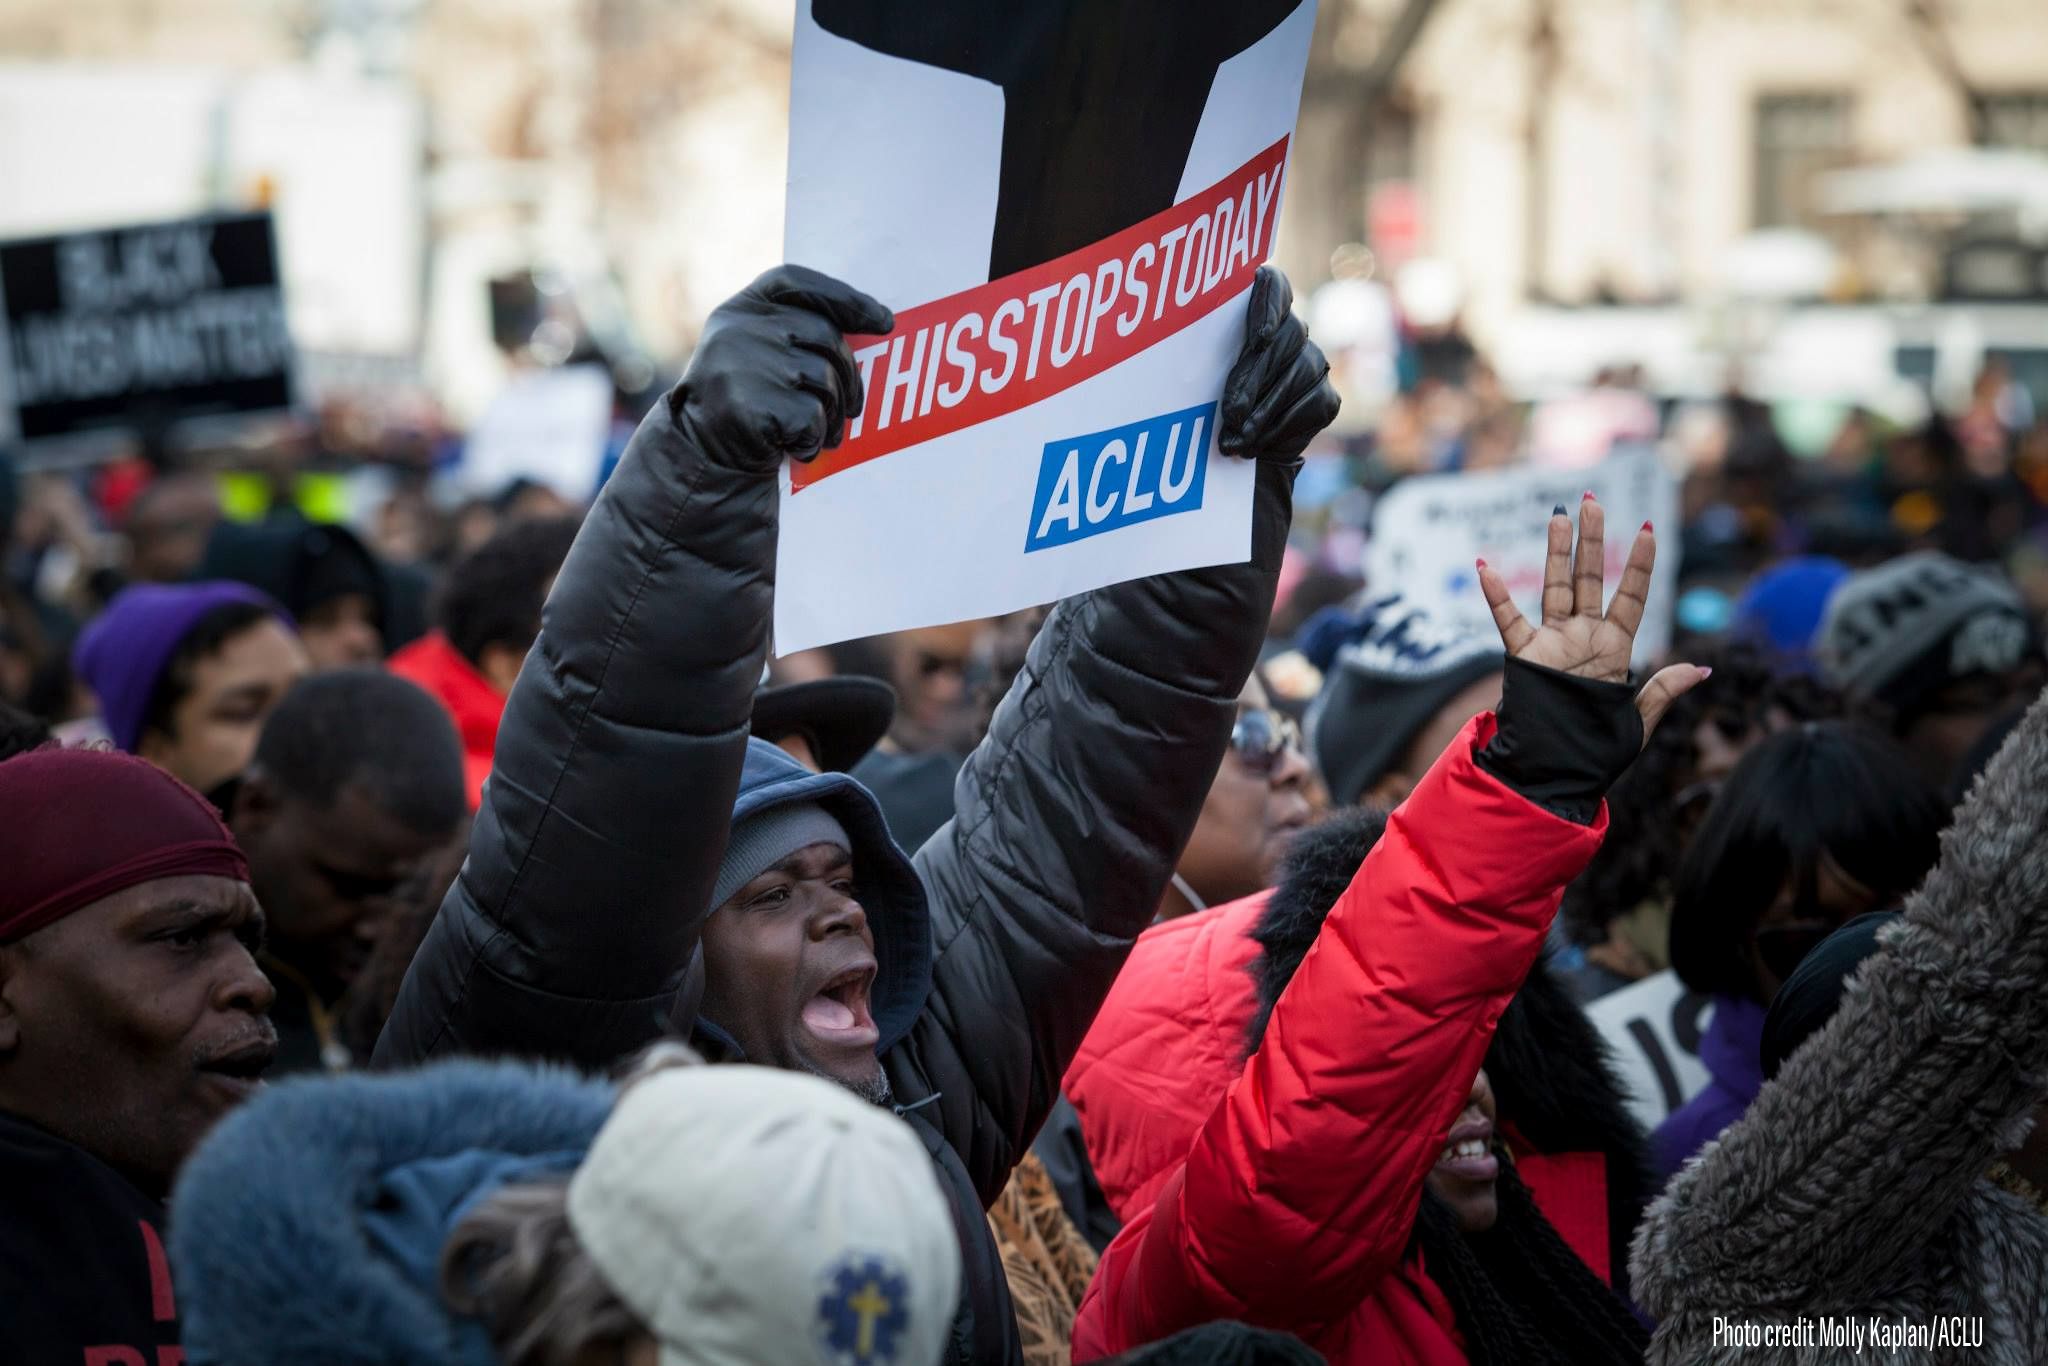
[461,363,613,502]
[1365,445,1680,667]
[1581,969,1715,1131]
[778,1,1319,654]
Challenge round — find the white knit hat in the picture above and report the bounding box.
[566,1064,960,1366]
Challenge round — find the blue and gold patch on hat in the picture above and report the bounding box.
[817,1253,913,1364]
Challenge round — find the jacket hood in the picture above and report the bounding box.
[198,514,387,628]
[696,738,932,1058]
[169,1059,615,1366]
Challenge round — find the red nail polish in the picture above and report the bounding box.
[1582,490,1595,501]
[1642,519,1654,533]
[1476,557,1487,570]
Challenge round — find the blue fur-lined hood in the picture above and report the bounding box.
[169,1059,615,1366]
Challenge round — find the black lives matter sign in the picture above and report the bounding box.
[0,213,294,444]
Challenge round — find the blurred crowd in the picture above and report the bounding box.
[4,255,2048,1366]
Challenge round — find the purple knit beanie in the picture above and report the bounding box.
[73,581,292,752]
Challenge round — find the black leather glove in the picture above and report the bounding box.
[1219,265,1340,464]
[669,264,894,475]
[1476,655,1645,825]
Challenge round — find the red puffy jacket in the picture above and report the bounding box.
[1068,714,1605,1364]
[387,630,504,810]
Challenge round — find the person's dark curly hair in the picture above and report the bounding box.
[436,516,582,669]
[1557,641,1844,948]
[0,697,50,763]
[140,600,278,744]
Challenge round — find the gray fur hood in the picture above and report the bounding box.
[1630,690,2048,1364]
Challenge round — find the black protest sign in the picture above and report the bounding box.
[1,213,294,444]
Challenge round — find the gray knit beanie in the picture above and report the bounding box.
[1815,551,2036,717]
[709,802,853,911]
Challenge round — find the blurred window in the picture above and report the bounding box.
[1985,91,2048,152]
[1753,92,1852,229]
[1369,102,1418,185]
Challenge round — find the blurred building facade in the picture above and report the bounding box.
[3,0,2044,414]
[1288,0,2048,336]
[0,0,792,420]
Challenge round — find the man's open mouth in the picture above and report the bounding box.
[196,1036,279,1100]
[801,963,880,1049]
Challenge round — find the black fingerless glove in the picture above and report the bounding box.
[1219,266,1340,466]
[1475,656,1643,825]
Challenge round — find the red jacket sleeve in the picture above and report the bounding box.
[1075,713,1607,1352]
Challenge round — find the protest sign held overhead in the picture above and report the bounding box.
[779,0,1318,653]
[0,212,295,448]
[1366,445,1680,667]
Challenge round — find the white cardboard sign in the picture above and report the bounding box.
[1365,445,1680,667]
[778,1,1319,654]
[1581,968,1715,1131]
[462,363,614,502]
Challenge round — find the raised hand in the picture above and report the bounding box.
[673,264,894,475]
[1476,493,1705,741]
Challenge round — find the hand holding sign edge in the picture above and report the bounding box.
[1219,266,1339,466]
[672,264,894,475]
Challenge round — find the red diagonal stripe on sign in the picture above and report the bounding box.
[792,135,1290,491]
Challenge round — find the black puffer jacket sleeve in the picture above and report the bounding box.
[373,399,772,1070]
[887,457,1294,1208]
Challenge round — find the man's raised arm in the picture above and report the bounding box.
[376,267,891,1070]
[895,268,1340,1204]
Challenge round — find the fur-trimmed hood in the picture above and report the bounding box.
[169,1059,616,1365]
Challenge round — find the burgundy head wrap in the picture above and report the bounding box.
[0,748,250,944]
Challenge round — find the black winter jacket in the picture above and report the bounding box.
[375,391,770,1068]
[374,387,1295,1364]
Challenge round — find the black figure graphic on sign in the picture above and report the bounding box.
[812,0,1304,280]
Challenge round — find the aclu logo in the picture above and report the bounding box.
[1024,402,1213,552]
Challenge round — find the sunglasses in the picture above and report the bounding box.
[1231,708,1302,776]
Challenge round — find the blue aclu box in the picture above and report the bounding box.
[1023,402,1215,552]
